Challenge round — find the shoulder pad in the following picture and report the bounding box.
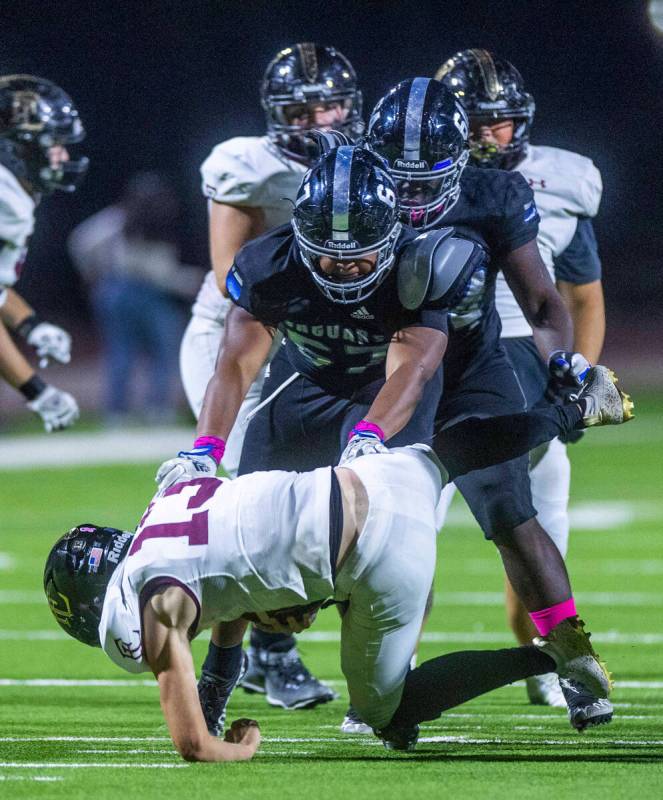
[398,227,484,310]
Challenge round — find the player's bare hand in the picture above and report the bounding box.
[224,718,260,748]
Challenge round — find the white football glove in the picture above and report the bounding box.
[155,448,218,494]
[26,322,72,367]
[27,385,79,432]
[338,433,389,466]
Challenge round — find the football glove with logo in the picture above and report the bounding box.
[26,322,72,367]
[338,421,389,466]
[27,384,79,432]
[155,446,219,494]
[548,350,591,388]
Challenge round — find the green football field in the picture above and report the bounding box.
[1,399,662,798]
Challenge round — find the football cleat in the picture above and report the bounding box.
[256,645,337,710]
[579,366,635,427]
[533,616,613,701]
[525,672,567,708]
[340,705,373,735]
[375,721,420,752]
[559,678,614,732]
[198,650,249,736]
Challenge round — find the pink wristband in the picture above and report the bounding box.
[349,420,385,441]
[193,436,226,465]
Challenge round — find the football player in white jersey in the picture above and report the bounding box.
[437,50,606,707]
[180,44,364,711]
[44,374,630,760]
[0,75,88,431]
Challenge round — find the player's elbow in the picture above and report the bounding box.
[174,734,207,762]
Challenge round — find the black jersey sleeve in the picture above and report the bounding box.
[553,217,602,284]
[497,171,540,255]
[225,224,294,325]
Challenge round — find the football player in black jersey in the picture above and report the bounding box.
[156,141,485,734]
[364,78,611,731]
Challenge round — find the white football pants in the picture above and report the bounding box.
[335,446,442,730]
[435,437,570,556]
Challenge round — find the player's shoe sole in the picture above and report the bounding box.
[559,679,614,732]
[580,366,635,426]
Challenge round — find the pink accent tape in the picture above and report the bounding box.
[350,420,385,442]
[529,597,577,637]
[193,435,226,465]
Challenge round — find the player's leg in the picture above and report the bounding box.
[336,462,438,741]
[502,335,571,705]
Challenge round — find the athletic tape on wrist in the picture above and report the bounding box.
[193,436,226,465]
[349,420,385,442]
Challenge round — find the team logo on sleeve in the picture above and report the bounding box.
[227,266,243,301]
[523,201,537,223]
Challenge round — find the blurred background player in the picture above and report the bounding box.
[437,49,605,706]
[0,74,87,431]
[178,43,364,711]
[68,172,203,426]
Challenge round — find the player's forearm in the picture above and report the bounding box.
[175,732,258,762]
[365,362,430,440]
[558,280,605,363]
[528,291,574,361]
[0,320,36,388]
[0,287,34,329]
[197,361,253,440]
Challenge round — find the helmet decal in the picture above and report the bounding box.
[331,146,353,241]
[404,77,430,162]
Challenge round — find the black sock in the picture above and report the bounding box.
[391,645,557,728]
[202,641,243,682]
[249,627,295,653]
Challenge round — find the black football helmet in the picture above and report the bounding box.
[261,43,364,164]
[44,524,133,647]
[365,78,470,230]
[0,74,89,193]
[292,144,401,304]
[435,49,535,170]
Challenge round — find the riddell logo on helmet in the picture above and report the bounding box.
[325,240,358,250]
[107,531,133,564]
[394,159,428,170]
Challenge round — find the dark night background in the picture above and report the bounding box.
[4,0,663,331]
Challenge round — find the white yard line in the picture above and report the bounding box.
[2,629,663,645]
[2,678,663,689]
[0,763,188,769]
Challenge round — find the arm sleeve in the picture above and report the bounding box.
[404,307,449,336]
[496,172,540,254]
[553,217,602,284]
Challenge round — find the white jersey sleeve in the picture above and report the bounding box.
[496,145,603,338]
[193,136,306,322]
[0,164,36,287]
